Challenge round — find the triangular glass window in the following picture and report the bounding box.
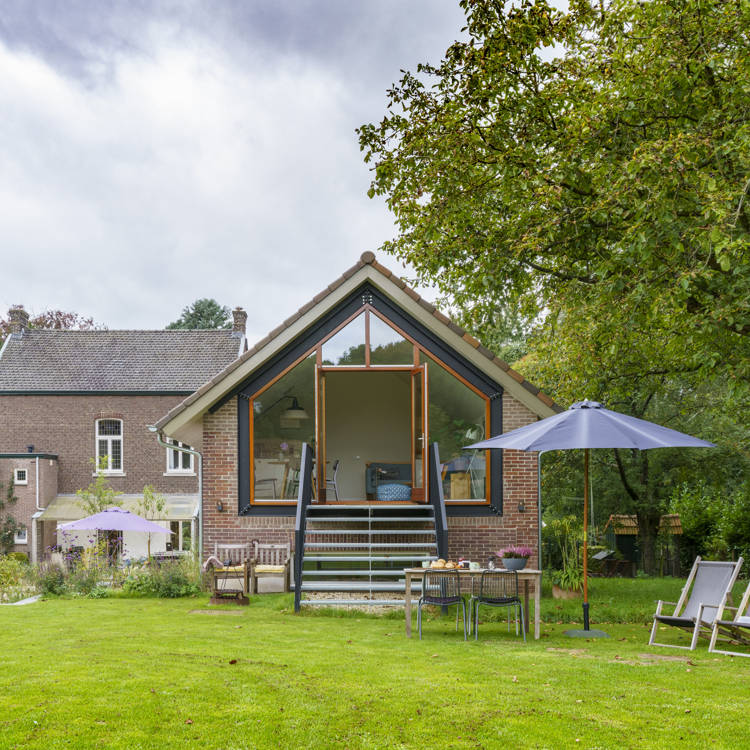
[322,314,366,366]
[369,314,413,365]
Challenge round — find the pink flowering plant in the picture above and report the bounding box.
[497,545,532,560]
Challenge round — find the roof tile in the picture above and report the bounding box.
[417,298,436,314]
[462,333,480,349]
[0,330,240,392]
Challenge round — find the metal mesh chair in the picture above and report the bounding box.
[469,570,525,642]
[417,570,467,641]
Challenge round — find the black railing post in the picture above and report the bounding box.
[428,443,448,560]
[294,443,313,613]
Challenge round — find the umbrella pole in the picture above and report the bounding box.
[583,448,590,630]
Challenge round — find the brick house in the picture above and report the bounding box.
[0,307,247,563]
[152,253,561,604]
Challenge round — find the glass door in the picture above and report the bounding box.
[316,364,326,502]
[411,364,428,502]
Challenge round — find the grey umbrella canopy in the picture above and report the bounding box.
[466,400,715,634]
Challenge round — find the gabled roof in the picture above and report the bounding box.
[0,329,245,393]
[155,253,562,439]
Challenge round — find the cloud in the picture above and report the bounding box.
[0,2,465,339]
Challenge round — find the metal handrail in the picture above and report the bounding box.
[294,443,314,612]
[428,442,448,560]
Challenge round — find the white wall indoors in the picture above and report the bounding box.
[323,370,411,499]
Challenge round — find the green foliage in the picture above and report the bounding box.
[359,0,750,395]
[75,457,123,515]
[671,480,750,567]
[122,558,204,598]
[166,298,232,330]
[5,551,28,564]
[0,475,22,554]
[136,485,167,561]
[0,556,26,587]
[38,563,66,596]
[87,587,111,599]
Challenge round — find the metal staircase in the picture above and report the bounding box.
[293,442,448,611]
[297,504,438,607]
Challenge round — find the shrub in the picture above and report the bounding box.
[5,551,29,564]
[38,563,67,596]
[88,587,111,599]
[122,572,156,596]
[0,556,26,587]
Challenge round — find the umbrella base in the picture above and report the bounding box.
[564,628,609,638]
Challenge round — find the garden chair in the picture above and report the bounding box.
[649,556,744,650]
[206,542,251,604]
[468,570,525,642]
[417,569,467,641]
[250,542,291,594]
[708,579,750,658]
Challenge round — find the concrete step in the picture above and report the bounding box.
[299,599,408,606]
[305,529,435,536]
[302,554,436,563]
[305,516,434,523]
[300,582,420,592]
[304,542,436,549]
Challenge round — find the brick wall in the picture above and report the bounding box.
[0,395,199,495]
[200,393,540,573]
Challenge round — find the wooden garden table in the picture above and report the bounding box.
[403,567,542,640]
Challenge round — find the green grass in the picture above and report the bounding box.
[1,586,749,749]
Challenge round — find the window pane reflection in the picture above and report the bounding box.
[370,315,413,365]
[421,352,487,501]
[321,314,366,366]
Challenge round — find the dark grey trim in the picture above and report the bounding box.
[233,282,506,516]
[0,453,58,460]
[0,390,195,396]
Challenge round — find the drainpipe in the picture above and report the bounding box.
[148,427,204,563]
[30,456,42,565]
[537,450,549,574]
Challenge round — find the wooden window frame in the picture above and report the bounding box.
[248,307,492,506]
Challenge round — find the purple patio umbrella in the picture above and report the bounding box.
[58,506,174,535]
[466,400,715,636]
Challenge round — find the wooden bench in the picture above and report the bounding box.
[250,542,291,594]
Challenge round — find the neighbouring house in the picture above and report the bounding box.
[0,306,247,563]
[152,252,562,606]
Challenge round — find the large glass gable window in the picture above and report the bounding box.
[421,352,488,503]
[252,354,316,502]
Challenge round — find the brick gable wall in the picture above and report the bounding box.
[200,393,540,574]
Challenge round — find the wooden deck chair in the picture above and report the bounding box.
[250,542,291,594]
[709,579,750,658]
[649,557,744,650]
[208,542,251,604]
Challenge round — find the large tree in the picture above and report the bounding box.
[359,0,750,395]
[166,299,232,330]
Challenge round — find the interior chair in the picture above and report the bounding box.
[250,541,291,594]
[325,460,340,501]
[649,556,744,650]
[709,579,750,657]
[468,570,525,642]
[417,569,467,641]
[254,462,277,499]
[284,459,301,499]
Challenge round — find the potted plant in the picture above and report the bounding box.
[551,566,584,599]
[497,545,532,571]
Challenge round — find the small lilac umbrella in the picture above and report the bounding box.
[466,400,715,636]
[59,506,174,535]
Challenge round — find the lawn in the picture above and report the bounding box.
[1,583,749,750]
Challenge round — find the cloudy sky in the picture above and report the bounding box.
[0,1,466,341]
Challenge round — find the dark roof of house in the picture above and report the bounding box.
[0,329,244,392]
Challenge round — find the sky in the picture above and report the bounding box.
[0,1,466,341]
